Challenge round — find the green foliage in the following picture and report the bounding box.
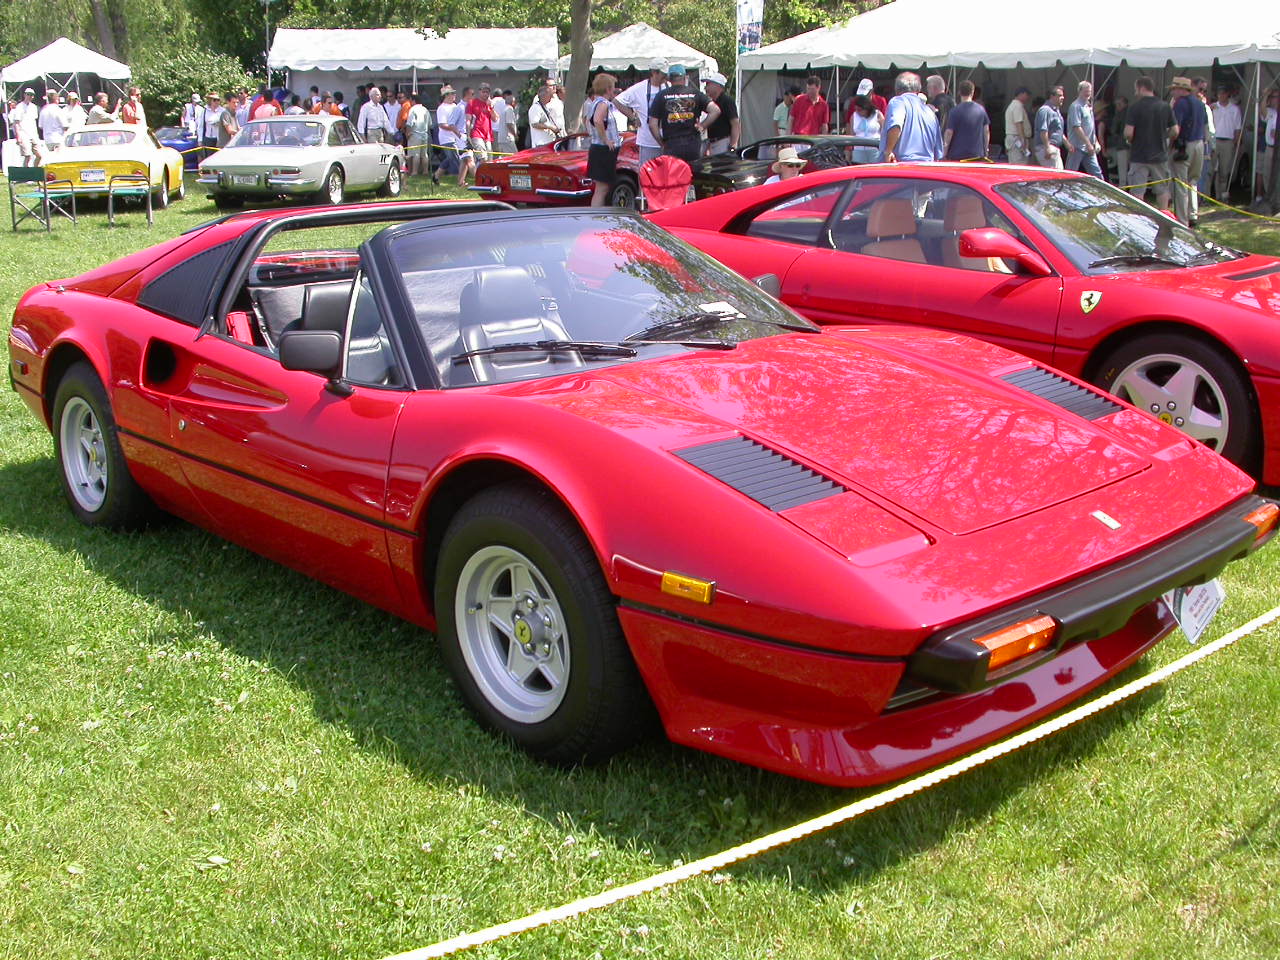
[132,48,256,127]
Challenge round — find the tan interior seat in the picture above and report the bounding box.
[861,197,926,264]
[941,194,1012,272]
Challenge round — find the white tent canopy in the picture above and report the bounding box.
[1,36,130,100]
[740,0,1280,71]
[555,22,718,75]
[268,28,558,73]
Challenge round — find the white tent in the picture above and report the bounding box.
[555,22,718,76]
[268,27,558,102]
[738,0,1280,179]
[1,36,131,101]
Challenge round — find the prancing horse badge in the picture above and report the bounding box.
[1080,290,1103,314]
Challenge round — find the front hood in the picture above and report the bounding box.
[533,332,1150,536]
[1104,255,1280,319]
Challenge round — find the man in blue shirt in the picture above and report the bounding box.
[1066,81,1102,178]
[1169,76,1206,224]
[879,72,941,163]
[943,80,989,160]
[1035,86,1068,169]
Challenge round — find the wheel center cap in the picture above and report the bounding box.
[514,618,533,645]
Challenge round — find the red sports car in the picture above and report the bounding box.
[651,164,1280,485]
[470,132,644,208]
[9,200,1276,787]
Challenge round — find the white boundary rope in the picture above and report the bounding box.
[382,603,1280,960]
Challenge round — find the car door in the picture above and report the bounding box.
[162,273,409,611]
[777,176,1065,364]
[340,119,384,187]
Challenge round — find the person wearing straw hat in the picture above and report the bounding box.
[764,146,806,184]
[1169,76,1205,225]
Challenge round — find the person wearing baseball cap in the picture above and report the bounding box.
[616,58,670,163]
[764,146,806,184]
[701,71,739,156]
[11,88,41,165]
[62,91,87,132]
[648,64,720,165]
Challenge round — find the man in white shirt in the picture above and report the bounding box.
[39,90,66,152]
[358,86,393,143]
[62,92,87,132]
[493,90,518,155]
[433,85,467,184]
[527,82,564,148]
[616,60,668,163]
[1256,88,1277,205]
[11,88,41,165]
[1210,87,1242,200]
[181,94,202,137]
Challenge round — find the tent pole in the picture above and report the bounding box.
[413,66,417,94]
[834,64,840,133]
[1253,60,1261,201]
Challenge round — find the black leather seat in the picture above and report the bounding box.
[457,267,580,383]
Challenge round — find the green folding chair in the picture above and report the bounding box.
[107,173,153,226]
[8,166,77,231]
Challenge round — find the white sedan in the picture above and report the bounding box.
[197,115,404,208]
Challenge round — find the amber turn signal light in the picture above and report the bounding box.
[1244,502,1279,544]
[976,614,1057,671]
[661,571,716,604]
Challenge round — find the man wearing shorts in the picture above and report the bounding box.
[1124,75,1179,211]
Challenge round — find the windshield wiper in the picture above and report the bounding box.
[452,340,637,362]
[626,310,810,342]
[625,338,736,350]
[1087,254,1188,269]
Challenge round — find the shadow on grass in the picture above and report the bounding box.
[0,454,1168,895]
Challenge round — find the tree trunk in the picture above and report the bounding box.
[564,0,593,134]
[88,0,118,60]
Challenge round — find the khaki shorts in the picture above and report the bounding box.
[1128,160,1172,198]
[468,137,491,164]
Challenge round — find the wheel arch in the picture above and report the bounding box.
[1082,318,1264,472]
[41,341,99,426]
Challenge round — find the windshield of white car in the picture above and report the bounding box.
[995,177,1244,274]
[64,129,136,148]
[227,120,325,148]
[384,212,816,388]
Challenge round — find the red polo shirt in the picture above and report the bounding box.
[790,94,829,135]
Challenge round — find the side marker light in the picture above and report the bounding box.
[661,572,716,604]
[1244,502,1278,544]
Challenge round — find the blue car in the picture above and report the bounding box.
[155,126,200,170]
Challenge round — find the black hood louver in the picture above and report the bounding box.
[1001,366,1122,421]
[1224,263,1280,282]
[674,436,847,512]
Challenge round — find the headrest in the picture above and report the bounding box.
[866,197,917,239]
[459,267,544,324]
[943,194,986,232]
[302,282,351,333]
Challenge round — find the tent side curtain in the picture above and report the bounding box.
[268,28,559,72]
[740,0,1280,71]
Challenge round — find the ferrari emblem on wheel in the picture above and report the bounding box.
[1080,290,1102,313]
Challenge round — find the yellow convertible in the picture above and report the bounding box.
[45,124,186,207]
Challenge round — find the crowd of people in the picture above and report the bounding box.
[8,64,1277,216]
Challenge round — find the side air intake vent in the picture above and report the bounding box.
[1224,263,1280,282]
[1001,366,1122,421]
[675,436,846,512]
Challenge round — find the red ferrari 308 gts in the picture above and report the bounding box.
[470,132,643,208]
[652,164,1280,486]
[8,200,1277,786]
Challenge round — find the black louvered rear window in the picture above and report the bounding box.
[1001,366,1122,421]
[675,436,846,512]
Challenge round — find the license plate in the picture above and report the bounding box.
[1161,579,1225,644]
[80,169,105,183]
[510,173,532,191]
[233,174,258,185]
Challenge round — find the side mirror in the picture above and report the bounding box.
[958,228,1053,277]
[279,329,342,376]
[752,273,781,297]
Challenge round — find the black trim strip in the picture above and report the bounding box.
[675,436,847,512]
[11,377,41,403]
[618,599,905,664]
[117,426,418,538]
[1224,262,1280,281]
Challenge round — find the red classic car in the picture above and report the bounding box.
[470,132,644,208]
[9,200,1276,786]
[651,164,1280,486]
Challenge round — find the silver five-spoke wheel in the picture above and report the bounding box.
[59,395,109,512]
[454,545,570,724]
[1109,352,1230,450]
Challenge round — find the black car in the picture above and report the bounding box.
[690,135,880,199]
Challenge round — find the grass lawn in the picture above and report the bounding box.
[1,177,1279,960]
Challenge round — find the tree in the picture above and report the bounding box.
[564,0,593,133]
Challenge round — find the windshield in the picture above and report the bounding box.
[996,177,1243,274]
[227,120,325,148]
[384,212,815,387]
[64,129,136,148]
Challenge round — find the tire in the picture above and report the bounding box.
[175,173,186,201]
[154,170,170,209]
[1094,332,1257,468]
[434,482,652,764]
[212,194,243,210]
[52,362,154,529]
[607,175,638,210]
[377,161,402,198]
[318,166,345,205]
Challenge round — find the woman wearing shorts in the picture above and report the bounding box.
[586,73,622,207]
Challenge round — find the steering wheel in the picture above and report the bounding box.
[278,135,301,146]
